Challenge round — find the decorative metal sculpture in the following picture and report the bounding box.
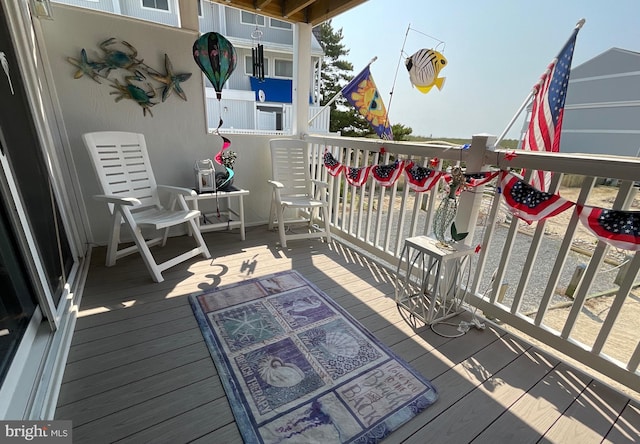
[148,53,192,102]
[66,38,192,117]
[96,38,144,77]
[109,77,156,117]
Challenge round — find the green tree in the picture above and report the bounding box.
[315,21,372,136]
[392,123,413,141]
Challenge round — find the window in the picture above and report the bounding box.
[245,55,269,76]
[241,11,265,26]
[197,0,202,16]
[270,18,292,30]
[274,59,293,78]
[142,0,169,11]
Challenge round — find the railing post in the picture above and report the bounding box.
[455,134,495,245]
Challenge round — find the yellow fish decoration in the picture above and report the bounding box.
[405,48,447,94]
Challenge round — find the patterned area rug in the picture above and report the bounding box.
[189,270,437,443]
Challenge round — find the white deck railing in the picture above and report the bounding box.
[304,133,640,392]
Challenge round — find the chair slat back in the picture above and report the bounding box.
[83,131,160,212]
[270,139,313,197]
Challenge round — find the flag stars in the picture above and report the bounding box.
[598,210,640,236]
[511,181,552,209]
[408,166,433,181]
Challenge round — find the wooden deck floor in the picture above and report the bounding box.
[55,226,640,443]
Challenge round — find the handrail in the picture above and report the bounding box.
[303,132,640,393]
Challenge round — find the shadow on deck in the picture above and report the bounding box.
[55,225,640,443]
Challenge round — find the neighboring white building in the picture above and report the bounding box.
[52,0,329,133]
[518,47,640,158]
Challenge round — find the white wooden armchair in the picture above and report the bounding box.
[83,131,210,282]
[268,138,331,248]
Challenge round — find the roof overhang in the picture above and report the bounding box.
[209,0,368,26]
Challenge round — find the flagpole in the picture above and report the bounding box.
[308,56,378,125]
[492,18,586,148]
[386,23,411,123]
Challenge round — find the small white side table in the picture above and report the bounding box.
[395,235,474,325]
[185,189,250,240]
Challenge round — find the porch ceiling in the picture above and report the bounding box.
[210,0,367,26]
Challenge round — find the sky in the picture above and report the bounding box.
[330,0,640,140]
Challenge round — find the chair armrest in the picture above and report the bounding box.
[268,180,284,189]
[94,194,141,206]
[157,185,197,197]
[311,179,329,188]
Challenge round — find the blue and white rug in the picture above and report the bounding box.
[189,270,437,443]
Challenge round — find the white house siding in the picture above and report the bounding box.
[119,0,180,26]
[207,96,256,130]
[52,0,116,13]
[560,48,640,157]
[224,6,294,46]
[198,1,223,33]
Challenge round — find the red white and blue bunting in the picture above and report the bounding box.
[499,171,574,224]
[322,153,640,251]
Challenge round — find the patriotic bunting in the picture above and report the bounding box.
[320,158,639,250]
[323,149,344,177]
[345,165,371,187]
[372,160,405,187]
[499,171,574,224]
[464,171,500,188]
[404,162,443,192]
[577,205,640,251]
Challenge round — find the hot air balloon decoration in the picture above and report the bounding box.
[193,32,238,190]
[193,32,237,101]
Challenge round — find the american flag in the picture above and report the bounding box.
[521,21,583,192]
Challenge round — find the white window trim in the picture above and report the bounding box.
[273,58,293,79]
[269,18,292,30]
[240,11,265,26]
[141,0,172,13]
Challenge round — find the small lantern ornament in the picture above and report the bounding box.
[195,159,216,193]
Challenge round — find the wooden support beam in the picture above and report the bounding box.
[283,0,314,18]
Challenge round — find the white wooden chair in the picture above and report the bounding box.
[83,131,210,282]
[267,138,331,247]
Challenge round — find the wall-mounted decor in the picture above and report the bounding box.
[66,38,192,117]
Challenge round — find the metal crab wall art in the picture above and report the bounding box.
[66,38,191,117]
[110,77,156,117]
[96,38,144,77]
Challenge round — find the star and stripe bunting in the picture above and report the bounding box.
[345,165,372,187]
[577,205,640,251]
[499,171,574,224]
[404,162,443,192]
[372,160,405,187]
[320,156,639,251]
[323,149,345,177]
